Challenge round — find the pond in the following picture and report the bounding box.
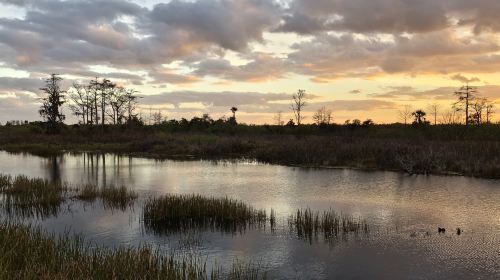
[0,151,499,279]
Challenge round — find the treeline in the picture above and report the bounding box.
[37,74,141,133]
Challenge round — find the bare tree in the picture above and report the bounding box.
[427,103,440,125]
[273,111,284,126]
[39,74,66,133]
[107,87,128,124]
[312,106,332,125]
[124,89,140,124]
[291,89,307,125]
[152,110,164,125]
[486,102,495,124]
[398,104,413,125]
[68,82,90,124]
[440,109,461,125]
[454,84,477,126]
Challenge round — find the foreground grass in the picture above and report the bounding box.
[289,208,369,242]
[0,223,265,280]
[144,194,267,234]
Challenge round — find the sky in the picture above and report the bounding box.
[0,0,499,124]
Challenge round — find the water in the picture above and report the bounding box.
[0,151,499,279]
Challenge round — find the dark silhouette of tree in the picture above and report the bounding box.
[312,106,332,125]
[398,104,413,125]
[486,102,495,124]
[229,107,238,125]
[286,119,295,127]
[291,89,307,125]
[98,79,116,127]
[412,110,429,125]
[39,74,66,133]
[454,84,477,126]
[362,119,374,127]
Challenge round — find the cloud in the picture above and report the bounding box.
[450,74,481,84]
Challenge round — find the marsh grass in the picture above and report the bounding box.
[77,184,138,210]
[144,194,267,234]
[0,174,138,218]
[289,208,369,242]
[0,174,69,218]
[0,222,266,280]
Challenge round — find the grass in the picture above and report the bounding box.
[0,174,138,218]
[289,208,369,242]
[0,222,266,280]
[2,123,500,178]
[143,194,267,234]
[0,175,69,218]
[76,184,137,210]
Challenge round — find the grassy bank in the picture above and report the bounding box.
[144,194,267,234]
[0,222,265,280]
[1,124,500,178]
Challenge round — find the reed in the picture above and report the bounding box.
[0,222,266,280]
[76,184,137,209]
[289,208,369,241]
[143,194,267,234]
[0,174,69,218]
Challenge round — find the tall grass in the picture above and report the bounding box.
[77,184,137,210]
[289,208,369,242]
[0,174,138,218]
[0,222,265,280]
[0,174,69,218]
[143,194,267,234]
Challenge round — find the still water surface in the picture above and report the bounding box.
[0,151,499,279]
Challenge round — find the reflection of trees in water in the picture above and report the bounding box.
[81,153,135,187]
[42,156,65,184]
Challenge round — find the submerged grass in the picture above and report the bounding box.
[289,208,369,242]
[76,184,137,210]
[0,174,69,218]
[0,222,266,280]
[0,174,138,218]
[143,194,267,234]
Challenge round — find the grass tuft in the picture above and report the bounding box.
[289,208,369,242]
[143,194,267,234]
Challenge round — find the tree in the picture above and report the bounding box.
[427,103,440,125]
[98,79,116,127]
[229,107,238,125]
[412,109,429,125]
[312,106,332,125]
[273,111,284,126]
[454,84,477,126]
[398,105,413,125]
[440,109,461,125]
[68,82,90,124]
[39,74,66,133]
[124,89,140,124]
[486,102,495,124]
[291,89,307,125]
[107,87,128,124]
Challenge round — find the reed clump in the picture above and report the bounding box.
[144,194,267,234]
[77,184,137,210]
[0,222,265,280]
[0,174,69,218]
[289,208,369,241]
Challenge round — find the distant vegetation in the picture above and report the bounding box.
[0,75,499,178]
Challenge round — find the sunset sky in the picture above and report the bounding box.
[0,0,499,124]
